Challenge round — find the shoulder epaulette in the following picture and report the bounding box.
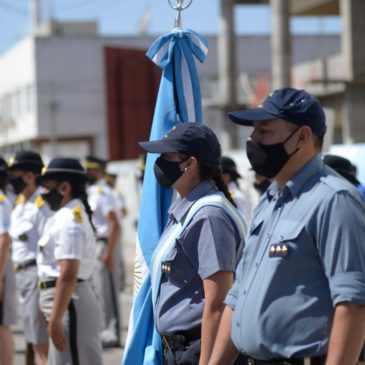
[97,185,104,194]
[15,194,25,205]
[35,195,45,208]
[73,205,83,223]
[0,194,6,203]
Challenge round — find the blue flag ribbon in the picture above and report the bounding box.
[122,29,208,365]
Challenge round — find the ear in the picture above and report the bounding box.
[59,181,71,195]
[185,156,198,171]
[296,126,312,147]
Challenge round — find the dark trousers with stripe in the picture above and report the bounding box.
[39,281,103,365]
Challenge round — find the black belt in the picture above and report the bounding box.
[38,278,85,290]
[14,259,36,272]
[246,355,326,365]
[161,326,201,352]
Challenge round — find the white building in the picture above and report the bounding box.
[0,20,340,162]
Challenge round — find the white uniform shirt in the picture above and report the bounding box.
[38,199,97,280]
[87,178,117,238]
[0,190,12,234]
[228,182,253,224]
[10,188,52,264]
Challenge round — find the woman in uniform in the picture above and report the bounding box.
[37,158,103,365]
[139,123,246,365]
[0,157,16,365]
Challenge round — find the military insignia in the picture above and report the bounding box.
[41,166,48,175]
[73,205,83,223]
[97,185,104,194]
[35,195,45,208]
[161,262,171,274]
[269,243,288,257]
[8,156,15,167]
[0,194,6,203]
[15,194,25,205]
[18,233,28,241]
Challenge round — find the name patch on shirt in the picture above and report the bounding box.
[269,243,288,257]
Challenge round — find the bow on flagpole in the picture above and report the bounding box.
[122,2,209,364]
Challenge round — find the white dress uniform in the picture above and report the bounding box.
[38,198,103,365]
[228,181,253,224]
[88,178,121,345]
[9,188,52,344]
[0,190,17,326]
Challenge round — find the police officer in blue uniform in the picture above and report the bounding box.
[209,88,365,365]
[140,122,246,365]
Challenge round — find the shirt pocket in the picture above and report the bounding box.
[163,241,196,288]
[267,220,305,265]
[10,220,33,242]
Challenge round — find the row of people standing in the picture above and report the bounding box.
[131,87,365,365]
[0,151,123,365]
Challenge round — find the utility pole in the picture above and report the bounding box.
[31,0,41,33]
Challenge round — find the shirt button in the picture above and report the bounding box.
[255,262,259,267]
[243,290,247,295]
[236,322,240,327]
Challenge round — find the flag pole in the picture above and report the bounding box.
[168,0,193,30]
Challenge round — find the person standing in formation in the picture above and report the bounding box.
[85,156,121,348]
[140,122,246,364]
[221,156,253,223]
[0,157,16,365]
[37,157,103,365]
[8,151,52,365]
[209,88,365,365]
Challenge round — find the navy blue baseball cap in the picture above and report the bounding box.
[139,122,221,165]
[228,88,326,137]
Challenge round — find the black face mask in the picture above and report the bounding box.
[153,156,188,189]
[9,176,27,195]
[253,180,271,195]
[41,188,64,211]
[87,175,96,185]
[246,127,300,178]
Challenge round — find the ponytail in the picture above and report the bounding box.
[79,191,96,233]
[198,160,237,208]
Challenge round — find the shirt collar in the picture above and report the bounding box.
[169,180,217,223]
[266,155,323,201]
[285,155,323,198]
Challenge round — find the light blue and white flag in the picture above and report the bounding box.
[122,29,208,365]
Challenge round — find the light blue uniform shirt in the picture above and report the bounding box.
[226,155,365,360]
[155,180,244,335]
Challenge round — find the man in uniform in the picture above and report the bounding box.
[85,156,121,348]
[0,157,16,365]
[8,150,52,365]
[208,88,365,365]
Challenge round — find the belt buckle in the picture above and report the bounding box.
[14,264,19,272]
[247,359,255,365]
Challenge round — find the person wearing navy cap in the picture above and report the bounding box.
[84,155,121,348]
[323,154,365,200]
[8,150,52,365]
[140,122,246,364]
[0,157,16,365]
[37,157,103,365]
[209,88,365,365]
[221,156,253,223]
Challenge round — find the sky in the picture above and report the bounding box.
[0,0,341,55]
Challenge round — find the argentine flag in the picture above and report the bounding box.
[122,29,208,365]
